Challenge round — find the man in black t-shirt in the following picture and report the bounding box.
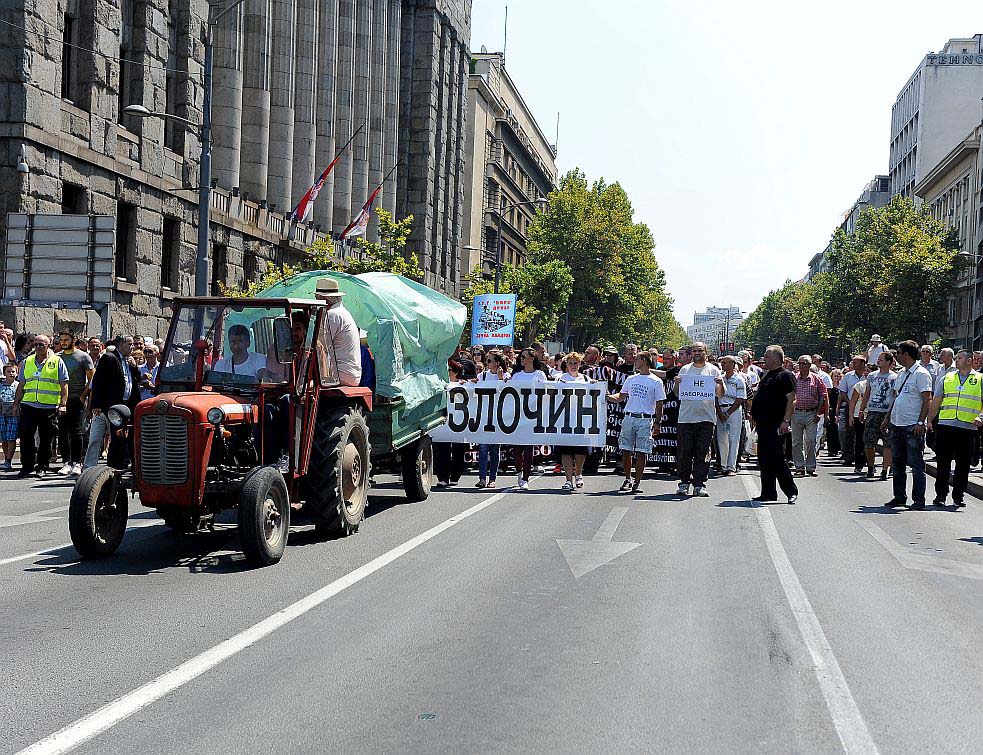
[751,345,798,503]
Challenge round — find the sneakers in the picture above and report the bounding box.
[866,466,875,478]
[561,480,574,492]
[518,479,529,491]
[880,468,888,481]
[0,460,11,471]
[619,478,633,492]
[807,470,818,477]
[476,479,487,489]
[788,495,798,504]
[58,463,73,475]
[631,479,641,494]
[275,455,290,473]
[575,474,584,489]
[676,483,690,496]
[487,480,497,488]
[932,497,946,506]
[71,462,82,476]
[693,486,709,497]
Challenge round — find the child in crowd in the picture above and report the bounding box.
[0,362,19,470]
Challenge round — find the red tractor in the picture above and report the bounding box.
[69,294,443,566]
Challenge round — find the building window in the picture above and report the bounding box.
[118,0,139,131]
[115,201,137,280]
[211,243,227,295]
[61,10,79,102]
[61,183,86,214]
[161,217,179,291]
[164,0,179,151]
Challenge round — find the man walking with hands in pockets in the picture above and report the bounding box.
[607,351,665,494]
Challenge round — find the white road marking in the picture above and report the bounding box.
[17,487,515,755]
[0,506,71,529]
[740,476,878,754]
[556,506,641,579]
[0,519,160,567]
[856,519,983,580]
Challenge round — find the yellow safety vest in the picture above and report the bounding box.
[22,353,63,406]
[939,370,983,424]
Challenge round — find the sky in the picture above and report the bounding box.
[469,0,979,327]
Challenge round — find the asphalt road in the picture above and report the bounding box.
[2,457,983,754]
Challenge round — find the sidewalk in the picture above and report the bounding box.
[924,460,983,501]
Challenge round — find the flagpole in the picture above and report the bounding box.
[340,162,402,240]
[289,122,366,223]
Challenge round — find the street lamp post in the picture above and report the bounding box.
[125,0,247,297]
[493,197,548,293]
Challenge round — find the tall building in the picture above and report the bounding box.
[889,34,983,198]
[0,0,470,335]
[914,124,983,348]
[461,52,556,287]
[686,306,743,350]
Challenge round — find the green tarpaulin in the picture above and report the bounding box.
[258,271,465,411]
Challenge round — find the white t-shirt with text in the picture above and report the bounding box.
[621,373,666,416]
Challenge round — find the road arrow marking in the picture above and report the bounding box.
[556,507,641,579]
[0,506,70,529]
[856,519,983,581]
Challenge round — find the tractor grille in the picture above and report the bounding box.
[140,415,189,485]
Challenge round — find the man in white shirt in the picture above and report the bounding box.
[315,278,361,387]
[674,341,724,497]
[934,347,956,391]
[882,340,933,509]
[213,324,269,379]
[867,334,888,365]
[607,351,665,494]
[919,344,941,384]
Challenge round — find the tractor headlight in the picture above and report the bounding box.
[206,407,226,425]
[106,404,130,429]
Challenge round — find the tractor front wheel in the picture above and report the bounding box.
[238,467,290,567]
[68,465,128,558]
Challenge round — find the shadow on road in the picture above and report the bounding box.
[959,537,983,546]
[852,504,905,515]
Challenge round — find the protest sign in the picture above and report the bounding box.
[470,293,518,346]
[430,381,607,446]
[678,372,717,401]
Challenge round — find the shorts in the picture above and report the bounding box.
[555,445,586,457]
[619,415,654,454]
[0,413,17,442]
[863,412,889,448]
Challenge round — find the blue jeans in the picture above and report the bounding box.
[478,444,500,481]
[890,424,926,504]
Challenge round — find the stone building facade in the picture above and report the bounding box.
[461,51,556,287]
[0,0,471,337]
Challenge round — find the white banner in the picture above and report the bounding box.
[430,381,607,446]
[678,373,716,401]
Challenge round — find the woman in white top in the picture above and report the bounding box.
[475,352,506,488]
[557,352,590,491]
[507,348,547,490]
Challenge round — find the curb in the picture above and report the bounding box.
[925,461,983,501]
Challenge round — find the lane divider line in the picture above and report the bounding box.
[16,486,515,755]
[740,475,879,754]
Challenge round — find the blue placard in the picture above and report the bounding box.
[470,293,518,346]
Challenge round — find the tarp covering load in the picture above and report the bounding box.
[257,270,466,410]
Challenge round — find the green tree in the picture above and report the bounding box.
[819,196,962,344]
[735,279,830,355]
[526,169,681,348]
[223,208,419,297]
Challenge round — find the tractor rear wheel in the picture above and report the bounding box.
[400,435,433,502]
[304,406,371,536]
[237,466,290,567]
[69,465,128,558]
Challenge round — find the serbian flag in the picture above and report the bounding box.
[340,184,382,241]
[288,125,363,223]
[289,158,339,223]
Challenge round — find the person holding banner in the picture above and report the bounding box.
[674,342,724,497]
[557,352,591,491]
[507,348,548,490]
[474,352,507,489]
[607,351,665,494]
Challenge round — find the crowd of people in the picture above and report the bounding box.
[4,317,981,512]
[0,323,161,478]
[443,334,983,509]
